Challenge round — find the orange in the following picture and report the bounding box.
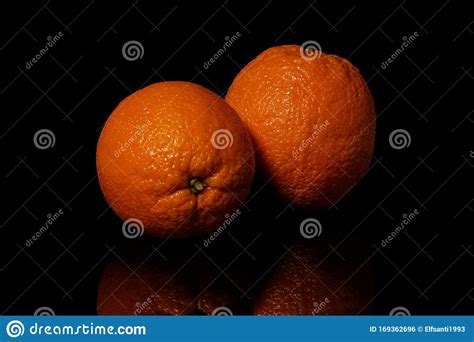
[252,237,373,315]
[97,251,194,315]
[97,241,249,315]
[226,45,376,209]
[96,81,255,238]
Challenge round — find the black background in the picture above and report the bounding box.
[0,0,472,315]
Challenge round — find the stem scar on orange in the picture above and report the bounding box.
[96,81,255,238]
[226,45,376,209]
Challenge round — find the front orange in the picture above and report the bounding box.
[96,81,255,238]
